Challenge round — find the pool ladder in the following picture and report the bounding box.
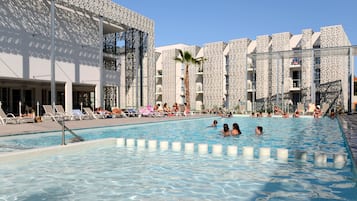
[58,118,84,145]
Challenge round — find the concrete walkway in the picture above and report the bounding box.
[338,113,357,168]
[0,115,214,137]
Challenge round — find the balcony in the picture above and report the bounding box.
[155,87,163,95]
[196,84,203,94]
[289,79,301,91]
[247,80,256,92]
[196,67,203,75]
[247,63,255,72]
[290,57,302,69]
[155,70,163,77]
[180,87,185,97]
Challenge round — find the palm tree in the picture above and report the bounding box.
[174,49,203,110]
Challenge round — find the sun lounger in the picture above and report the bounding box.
[42,105,63,121]
[111,107,127,118]
[0,107,18,125]
[125,108,138,117]
[72,109,90,120]
[83,107,105,119]
[55,105,74,120]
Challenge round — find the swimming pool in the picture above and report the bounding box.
[0,138,356,201]
[0,116,348,156]
[0,116,356,200]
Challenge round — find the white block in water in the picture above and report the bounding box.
[137,139,146,148]
[126,138,135,147]
[212,144,222,156]
[314,152,327,166]
[185,143,194,154]
[333,153,347,169]
[277,148,289,161]
[160,141,169,151]
[172,142,181,152]
[259,147,271,159]
[295,150,307,161]
[116,138,125,147]
[243,146,254,159]
[334,153,347,163]
[227,145,238,156]
[148,140,157,150]
[198,144,208,155]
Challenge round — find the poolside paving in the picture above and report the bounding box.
[338,113,357,168]
[0,114,214,137]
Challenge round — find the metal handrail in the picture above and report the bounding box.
[58,118,84,145]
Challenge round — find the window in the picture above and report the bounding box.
[314,57,320,65]
[314,69,320,84]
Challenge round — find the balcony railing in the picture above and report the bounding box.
[289,79,301,91]
[290,57,302,67]
[196,84,203,93]
[247,81,256,92]
[155,87,162,94]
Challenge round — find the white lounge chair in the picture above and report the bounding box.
[0,107,18,125]
[111,107,127,118]
[71,109,90,120]
[124,108,138,117]
[83,107,105,119]
[42,105,63,121]
[55,105,74,120]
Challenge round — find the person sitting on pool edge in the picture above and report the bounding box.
[255,126,263,135]
[221,123,230,136]
[231,123,241,136]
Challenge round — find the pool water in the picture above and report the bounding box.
[0,146,356,201]
[0,116,356,200]
[0,117,348,156]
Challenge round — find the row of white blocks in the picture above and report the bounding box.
[117,138,347,168]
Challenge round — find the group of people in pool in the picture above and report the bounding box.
[210,120,263,137]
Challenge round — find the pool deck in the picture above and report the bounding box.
[0,114,215,136]
[338,113,357,168]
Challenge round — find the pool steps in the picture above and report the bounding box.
[118,138,347,168]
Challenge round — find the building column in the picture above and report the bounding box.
[348,47,353,114]
[50,0,56,112]
[310,49,315,104]
[65,82,73,113]
[98,15,104,108]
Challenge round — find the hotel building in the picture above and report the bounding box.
[155,25,356,113]
[0,0,155,115]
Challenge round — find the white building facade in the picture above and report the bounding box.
[0,0,155,115]
[155,25,356,113]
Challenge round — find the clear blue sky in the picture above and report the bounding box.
[114,0,357,74]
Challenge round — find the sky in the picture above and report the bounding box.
[114,0,357,74]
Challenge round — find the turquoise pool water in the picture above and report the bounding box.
[0,145,356,200]
[0,116,356,200]
[0,117,348,156]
